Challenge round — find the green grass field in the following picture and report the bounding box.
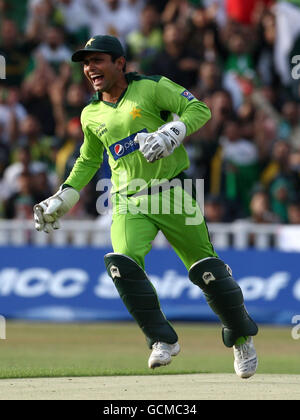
[0,321,299,379]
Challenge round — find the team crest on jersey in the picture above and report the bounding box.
[109,128,148,160]
[181,90,195,101]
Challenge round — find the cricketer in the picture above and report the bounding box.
[33,35,258,378]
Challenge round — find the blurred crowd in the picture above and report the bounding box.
[1,0,300,224]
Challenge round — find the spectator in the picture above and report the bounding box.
[269,174,297,223]
[236,100,257,144]
[0,0,29,32]
[3,144,56,196]
[261,141,298,223]
[249,189,280,223]
[55,0,92,45]
[223,29,257,109]
[0,19,39,87]
[256,9,278,86]
[3,145,32,195]
[187,5,222,63]
[148,22,201,88]
[0,86,28,145]
[56,116,83,182]
[203,0,227,28]
[17,114,55,168]
[287,198,300,224]
[64,83,88,120]
[89,0,141,47]
[204,194,226,222]
[252,108,277,164]
[34,25,72,73]
[126,3,163,73]
[278,101,300,150]
[289,150,300,179]
[26,0,64,40]
[261,140,292,189]
[193,61,222,99]
[21,64,57,136]
[0,144,10,217]
[161,0,191,26]
[237,100,256,122]
[31,164,54,202]
[184,89,234,194]
[220,117,260,216]
[4,171,37,219]
[201,89,234,141]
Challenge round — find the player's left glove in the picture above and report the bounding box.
[134,121,186,163]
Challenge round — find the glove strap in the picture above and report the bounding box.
[54,187,80,211]
[159,121,186,146]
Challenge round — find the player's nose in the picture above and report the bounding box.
[84,61,96,72]
[86,63,95,73]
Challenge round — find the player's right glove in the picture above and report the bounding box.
[33,186,80,233]
[134,121,186,163]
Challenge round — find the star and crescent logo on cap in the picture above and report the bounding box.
[85,38,95,47]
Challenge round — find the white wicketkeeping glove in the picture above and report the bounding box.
[33,186,80,233]
[134,121,186,163]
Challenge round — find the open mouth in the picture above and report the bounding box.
[90,74,104,85]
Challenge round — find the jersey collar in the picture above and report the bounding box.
[90,72,138,104]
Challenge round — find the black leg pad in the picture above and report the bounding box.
[189,257,258,347]
[104,253,178,348]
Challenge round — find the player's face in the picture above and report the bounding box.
[83,52,121,92]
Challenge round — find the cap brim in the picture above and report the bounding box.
[71,49,111,62]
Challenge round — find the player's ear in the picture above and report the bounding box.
[116,56,126,72]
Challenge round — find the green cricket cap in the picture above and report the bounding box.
[71,35,125,62]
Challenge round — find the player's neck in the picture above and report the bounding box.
[101,75,128,103]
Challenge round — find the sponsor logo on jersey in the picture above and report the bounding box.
[114,144,124,156]
[109,128,148,160]
[95,123,107,137]
[181,90,195,101]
